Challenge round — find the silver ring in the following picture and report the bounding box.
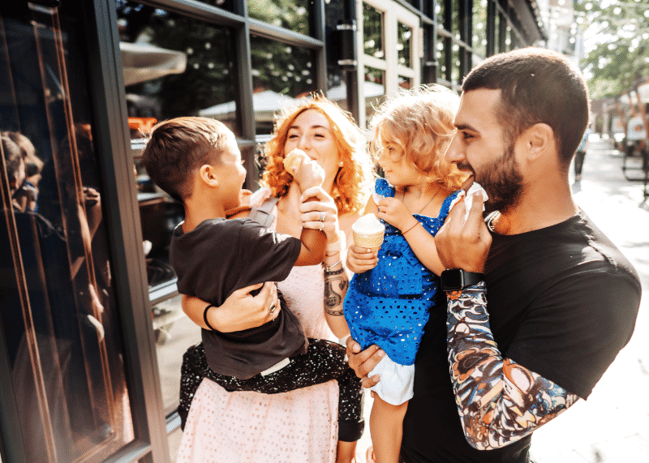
[320,211,326,222]
[269,304,276,314]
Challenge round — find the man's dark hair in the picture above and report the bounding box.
[142,117,231,202]
[462,47,590,169]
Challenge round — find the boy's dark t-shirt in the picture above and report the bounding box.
[170,217,308,379]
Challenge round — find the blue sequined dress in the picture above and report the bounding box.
[344,178,460,366]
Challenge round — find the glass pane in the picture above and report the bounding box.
[116,2,239,135]
[506,24,513,50]
[436,0,445,24]
[0,3,133,462]
[364,67,385,124]
[436,35,448,79]
[194,0,235,12]
[472,0,487,59]
[250,36,317,135]
[494,13,500,53]
[397,22,412,68]
[398,75,413,90]
[248,0,310,36]
[452,43,460,83]
[363,3,384,59]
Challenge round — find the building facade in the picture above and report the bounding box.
[0,1,545,461]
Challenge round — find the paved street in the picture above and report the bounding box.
[530,135,649,463]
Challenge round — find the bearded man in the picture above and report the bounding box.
[347,48,641,463]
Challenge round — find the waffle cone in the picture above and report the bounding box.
[353,230,384,249]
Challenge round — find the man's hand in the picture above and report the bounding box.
[436,191,491,273]
[345,337,384,388]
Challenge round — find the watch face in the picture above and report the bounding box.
[442,269,463,291]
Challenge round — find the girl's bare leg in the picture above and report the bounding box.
[369,396,408,463]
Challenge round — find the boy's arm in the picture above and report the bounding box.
[294,195,326,265]
[377,197,444,276]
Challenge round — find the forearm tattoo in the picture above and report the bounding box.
[446,283,578,450]
[324,270,348,316]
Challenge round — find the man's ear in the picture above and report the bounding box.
[522,123,554,161]
[198,164,219,188]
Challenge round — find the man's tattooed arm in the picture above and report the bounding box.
[446,283,579,450]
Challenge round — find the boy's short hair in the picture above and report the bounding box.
[462,47,590,169]
[142,117,232,202]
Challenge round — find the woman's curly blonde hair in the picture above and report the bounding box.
[261,95,372,215]
[369,85,468,191]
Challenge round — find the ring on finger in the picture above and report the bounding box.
[320,211,326,222]
[269,304,276,315]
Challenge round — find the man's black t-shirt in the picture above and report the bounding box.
[401,210,641,462]
[170,218,308,379]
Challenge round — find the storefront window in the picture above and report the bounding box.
[250,36,317,135]
[1,3,133,462]
[473,0,488,60]
[363,3,384,59]
[364,67,385,123]
[248,0,310,36]
[397,21,412,67]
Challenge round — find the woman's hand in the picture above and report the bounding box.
[345,337,384,388]
[181,282,279,332]
[346,244,379,274]
[299,186,341,243]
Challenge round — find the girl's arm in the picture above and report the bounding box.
[377,197,444,276]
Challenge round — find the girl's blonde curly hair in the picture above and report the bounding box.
[261,95,372,215]
[369,85,468,191]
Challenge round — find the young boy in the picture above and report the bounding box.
[141,117,363,437]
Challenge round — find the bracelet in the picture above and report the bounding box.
[323,259,343,273]
[324,266,345,276]
[203,304,217,331]
[326,240,342,254]
[401,220,419,235]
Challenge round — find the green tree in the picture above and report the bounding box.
[577,0,649,99]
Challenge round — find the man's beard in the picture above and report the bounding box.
[457,143,524,214]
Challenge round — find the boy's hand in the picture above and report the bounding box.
[346,244,379,273]
[377,197,413,230]
[288,149,325,191]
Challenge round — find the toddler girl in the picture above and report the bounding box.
[344,86,468,463]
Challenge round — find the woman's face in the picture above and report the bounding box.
[284,109,342,192]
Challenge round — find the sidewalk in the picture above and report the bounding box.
[530,135,649,463]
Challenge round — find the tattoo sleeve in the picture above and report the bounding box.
[324,268,348,316]
[446,283,578,450]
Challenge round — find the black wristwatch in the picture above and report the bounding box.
[440,269,484,292]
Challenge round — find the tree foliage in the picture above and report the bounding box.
[577,0,649,100]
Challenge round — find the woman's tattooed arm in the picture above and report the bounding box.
[324,267,347,316]
[446,283,579,450]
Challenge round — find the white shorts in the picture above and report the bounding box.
[369,354,414,406]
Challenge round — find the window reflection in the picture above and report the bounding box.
[397,22,412,67]
[472,0,488,60]
[117,2,238,135]
[364,67,385,123]
[437,36,447,80]
[250,36,317,135]
[363,3,383,59]
[0,4,133,462]
[248,0,310,36]
[194,0,234,12]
